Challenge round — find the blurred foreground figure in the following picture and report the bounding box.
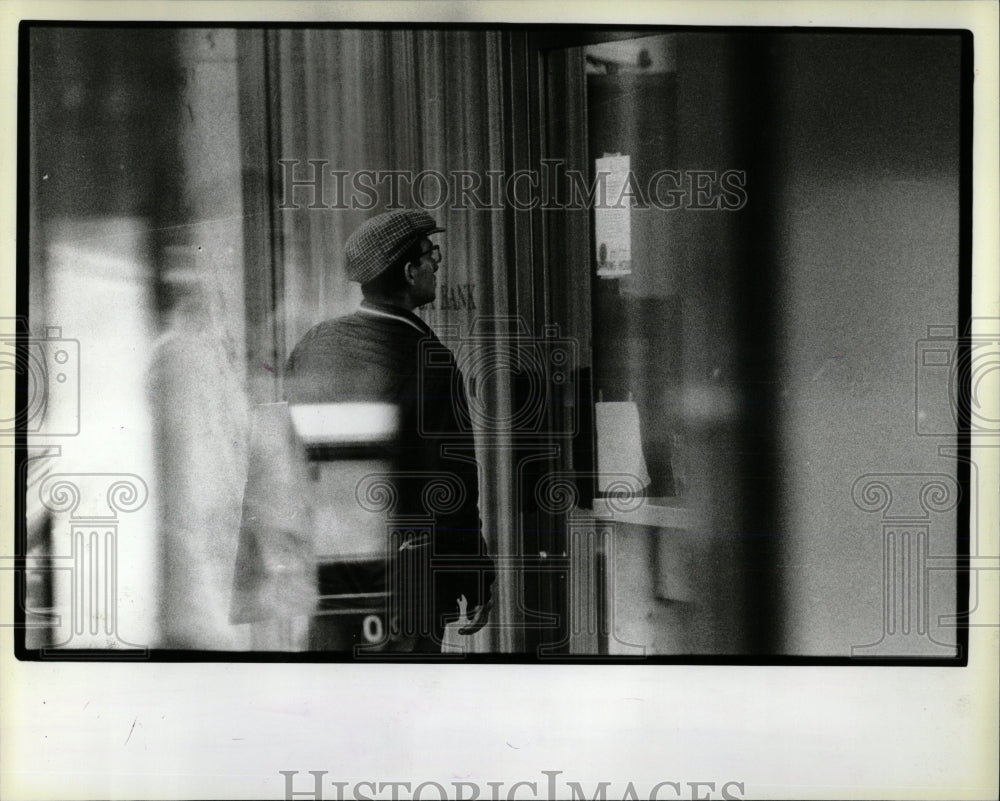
[149,265,249,649]
[285,210,496,653]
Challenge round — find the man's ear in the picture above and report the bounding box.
[404,262,417,285]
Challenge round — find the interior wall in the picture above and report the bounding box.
[773,34,962,655]
[599,31,963,656]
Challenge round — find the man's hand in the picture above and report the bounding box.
[458,590,494,636]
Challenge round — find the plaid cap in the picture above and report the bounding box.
[344,209,444,284]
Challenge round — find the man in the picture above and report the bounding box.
[284,209,495,652]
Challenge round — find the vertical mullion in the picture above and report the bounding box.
[237,29,283,404]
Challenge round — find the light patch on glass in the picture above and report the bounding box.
[288,402,400,445]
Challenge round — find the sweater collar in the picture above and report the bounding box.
[358,299,433,336]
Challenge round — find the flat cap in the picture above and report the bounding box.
[344,209,444,284]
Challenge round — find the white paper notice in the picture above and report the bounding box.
[594,154,632,278]
[595,401,651,493]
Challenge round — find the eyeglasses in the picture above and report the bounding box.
[421,244,442,265]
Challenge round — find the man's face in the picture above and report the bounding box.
[410,236,441,307]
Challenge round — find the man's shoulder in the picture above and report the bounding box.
[305,310,368,334]
[287,309,424,371]
[296,311,400,345]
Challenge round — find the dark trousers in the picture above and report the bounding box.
[387,534,466,654]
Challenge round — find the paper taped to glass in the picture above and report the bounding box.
[595,401,651,493]
[594,154,632,278]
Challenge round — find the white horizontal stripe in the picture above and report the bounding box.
[288,402,400,445]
